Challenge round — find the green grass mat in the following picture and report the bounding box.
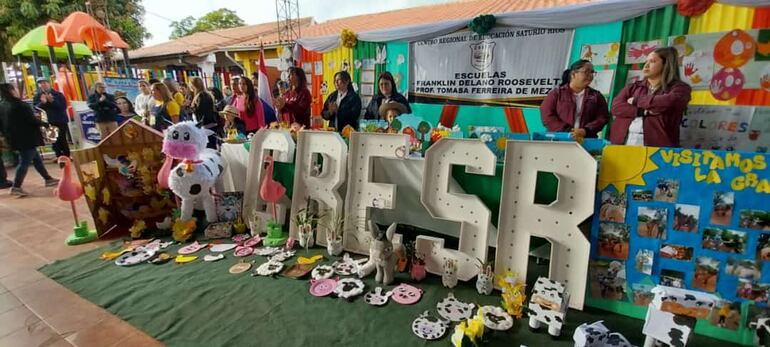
[39,241,738,347]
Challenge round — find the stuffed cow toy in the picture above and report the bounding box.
[158,121,222,223]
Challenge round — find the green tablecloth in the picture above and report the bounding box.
[38,241,732,347]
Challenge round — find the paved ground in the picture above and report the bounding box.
[0,162,162,347]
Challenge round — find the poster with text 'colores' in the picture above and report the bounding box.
[680,105,770,153]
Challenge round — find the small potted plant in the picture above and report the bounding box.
[410,251,427,282]
[398,240,415,273]
[292,199,320,251]
[247,208,261,237]
[322,210,345,256]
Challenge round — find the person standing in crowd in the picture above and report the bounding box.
[610,47,691,147]
[179,83,193,116]
[87,82,119,138]
[208,87,226,112]
[116,96,138,123]
[0,138,12,188]
[234,77,267,133]
[163,78,186,111]
[272,79,283,98]
[275,80,291,123]
[222,85,234,105]
[0,83,59,197]
[150,82,181,131]
[228,78,242,106]
[190,77,220,149]
[275,67,311,127]
[364,71,411,120]
[251,72,260,90]
[321,71,361,131]
[134,80,155,124]
[540,60,609,140]
[33,77,70,159]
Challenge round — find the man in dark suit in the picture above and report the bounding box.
[33,78,70,158]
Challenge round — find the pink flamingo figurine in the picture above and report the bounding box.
[55,156,97,245]
[259,155,286,221]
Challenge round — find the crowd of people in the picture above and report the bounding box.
[0,48,690,198]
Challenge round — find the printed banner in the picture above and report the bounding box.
[410,27,573,106]
[103,77,142,102]
[71,101,100,145]
[680,105,770,153]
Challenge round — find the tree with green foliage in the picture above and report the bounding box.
[169,8,245,39]
[0,0,149,61]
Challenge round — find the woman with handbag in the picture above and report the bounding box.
[0,83,58,197]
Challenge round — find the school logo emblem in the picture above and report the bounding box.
[470,41,495,71]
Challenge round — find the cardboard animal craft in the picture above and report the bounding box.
[642,304,696,347]
[573,321,635,347]
[158,121,222,223]
[528,277,569,338]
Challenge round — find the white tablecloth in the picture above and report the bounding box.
[220,143,498,241]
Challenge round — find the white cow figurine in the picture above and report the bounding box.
[161,121,222,223]
[357,221,397,285]
[642,285,718,347]
[749,316,770,347]
[528,277,569,338]
[573,320,635,347]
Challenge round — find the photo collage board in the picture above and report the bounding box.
[589,146,770,333]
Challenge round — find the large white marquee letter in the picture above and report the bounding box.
[289,131,348,243]
[495,141,596,309]
[243,129,295,229]
[344,133,409,254]
[417,139,496,281]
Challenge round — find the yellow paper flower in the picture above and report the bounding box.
[129,220,146,239]
[127,151,141,163]
[97,207,110,225]
[142,147,155,162]
[101,187,111,206]
[466,309,485,342]
[172,218,197,242]
[497,271,527,318]
[451,309,485,347]
[84,184,96,201]
[340,28,358,48]
[451,322,467,347]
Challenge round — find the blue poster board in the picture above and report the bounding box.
[589,145,770,344]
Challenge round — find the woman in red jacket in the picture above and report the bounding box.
[610,47,691,147]
[275,67,312,128]
[540,60,609,139]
